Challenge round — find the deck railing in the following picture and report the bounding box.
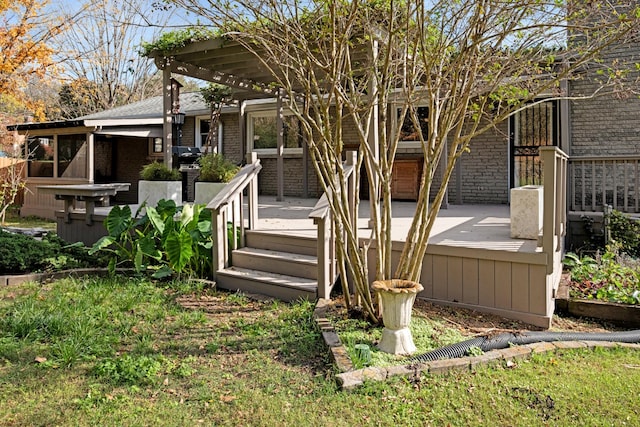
[541,146,568,274]
[208,153,261,280]
[569,155,640,213]
[309,151,357,299]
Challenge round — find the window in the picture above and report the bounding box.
[27,134,88,178]
[152,137,163,153]
[248,111,303,153]
[396,106,429,148]
[58,134,87,178]
[27,136,54,177]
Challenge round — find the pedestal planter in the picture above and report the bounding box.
[194,182,226,205]
[372,279,424,355]
[138,180,182,207]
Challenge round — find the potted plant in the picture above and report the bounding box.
[138,161,182,207]
[194,152,239,205]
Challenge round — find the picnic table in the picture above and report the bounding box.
[37,183,131,225]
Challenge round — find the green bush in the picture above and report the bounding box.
[140,162,181,181]
[0,230,103,274]
[198,152,239,183]
[607,210,640,257]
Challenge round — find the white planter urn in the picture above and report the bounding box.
[138,180,182,208]
[372,279,424,355]
[194,181,226,205]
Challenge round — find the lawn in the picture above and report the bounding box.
[1,275,639,426]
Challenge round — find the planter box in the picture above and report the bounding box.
[556,298,640,327]
[194,182,226,206]
[510,185,543,240]
[138,180,182,207]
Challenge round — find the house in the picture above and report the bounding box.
[10,5,638,328]
[9,91,239,219]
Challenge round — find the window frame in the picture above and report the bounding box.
[246,109,304,155]
[391,104,430,149]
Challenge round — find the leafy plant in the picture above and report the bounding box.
[89,200,213,278]
[0,229,103,274]
[93,354,165,385]
[198,152,239,183]
[140,161,180,181]
[139,27,218,56]
[564,247,640,305]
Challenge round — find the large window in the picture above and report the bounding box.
[27,134,88,178]
[27,136,54,177]
[58,134,87,178]
[248,111,303,153]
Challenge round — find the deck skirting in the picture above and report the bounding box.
[365,239,558,329]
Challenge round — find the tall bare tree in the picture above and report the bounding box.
[52,0,177,118]
[169,0,640,321]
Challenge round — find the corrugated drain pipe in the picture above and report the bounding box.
[408,330,640,363]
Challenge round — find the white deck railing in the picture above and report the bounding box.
[309,151,357,299]
[208,153,261,280]
[569,155,640,213]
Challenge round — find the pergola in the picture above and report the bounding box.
[146,35,379,202]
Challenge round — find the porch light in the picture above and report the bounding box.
[172,112,186,125]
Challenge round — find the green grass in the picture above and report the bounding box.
[1,210,56,231]
[1,276,639,426]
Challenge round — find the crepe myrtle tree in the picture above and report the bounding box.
[168,0,640,322]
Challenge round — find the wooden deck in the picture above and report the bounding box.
[247,196,557,328]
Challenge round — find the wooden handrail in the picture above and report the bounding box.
[209,153,262,280]
[309,151,357,299]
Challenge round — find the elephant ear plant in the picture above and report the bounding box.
[89,200,213,279]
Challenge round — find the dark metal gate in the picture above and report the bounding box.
[510,100,559,187]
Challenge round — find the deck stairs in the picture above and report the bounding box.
[214,229,319,301]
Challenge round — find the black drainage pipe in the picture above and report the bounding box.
[408,330,640,363]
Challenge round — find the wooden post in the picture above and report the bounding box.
[276,90,284,201]
[211,208,227,280]
[316,217,330,299]
[162,67,173,169]
[246,152,259,230]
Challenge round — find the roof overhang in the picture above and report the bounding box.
[94,125,163,138]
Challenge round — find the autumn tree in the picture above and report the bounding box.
[0,0,71,120]
[168,0,640,321]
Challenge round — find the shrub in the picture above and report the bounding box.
[140,162,181,181]
[198,153,239,183]
[0,230,104,274]
[607,210,640,257]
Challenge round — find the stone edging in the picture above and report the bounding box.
[313,298,640,390]
[0,268,138,287]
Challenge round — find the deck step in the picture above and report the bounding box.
[245,230,317,256]
[215,267,317,302]
[232,247,317,280]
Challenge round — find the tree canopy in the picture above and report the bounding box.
[162,0,640,320]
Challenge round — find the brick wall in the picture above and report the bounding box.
[570,41,640,157]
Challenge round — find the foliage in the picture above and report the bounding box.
[200,83,233,146]
[139,27,219,57]
[89,200,213,279]
[198,152,239,183]
[167,0,640,322]
[2,277,640,425]
[51,0,169,119]
[0,137,27,225]
[0,229,103,274]
[140,162,181,181]
[0,0,66,120]
[607,209,640,257]
[563,247,640,305]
